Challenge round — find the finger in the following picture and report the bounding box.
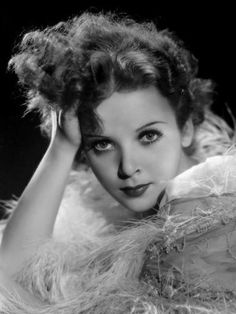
[66,107,77,119]
[57,109,64,128]
[58,109,78,127]
[50,110,58,135]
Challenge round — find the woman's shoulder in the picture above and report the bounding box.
[165,146,236,202]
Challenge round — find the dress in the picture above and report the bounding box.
[0,110,236,314]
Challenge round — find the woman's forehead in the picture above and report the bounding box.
[94,87,175,131]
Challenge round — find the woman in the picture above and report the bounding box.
[0,11,235,313]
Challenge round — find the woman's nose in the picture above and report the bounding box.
[117,149,140,179]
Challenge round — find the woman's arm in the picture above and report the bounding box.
[0,110,81,276]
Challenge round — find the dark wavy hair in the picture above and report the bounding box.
[8,11,214,164]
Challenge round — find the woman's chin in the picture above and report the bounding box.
[119,197,158,213]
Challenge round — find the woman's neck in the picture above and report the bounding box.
[178,152,199,175]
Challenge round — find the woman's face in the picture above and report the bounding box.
[83,86,194,212]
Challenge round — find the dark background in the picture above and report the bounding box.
[0,3,235,207]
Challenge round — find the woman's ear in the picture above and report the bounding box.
[181,118,194,148]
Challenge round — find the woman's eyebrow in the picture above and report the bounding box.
[135,121,166,132]
[84,121,167,139]
[83,121,166,138]
[83,133,109,139]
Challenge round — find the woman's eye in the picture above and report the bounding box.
[93,140,113,152]
[140,130,163,144]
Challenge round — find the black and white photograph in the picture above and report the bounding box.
[0,3,236,313]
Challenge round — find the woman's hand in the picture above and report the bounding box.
[50,108,82,153]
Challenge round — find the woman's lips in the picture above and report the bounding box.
[120,183,151,197]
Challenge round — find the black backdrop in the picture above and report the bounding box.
[0,3,235,204]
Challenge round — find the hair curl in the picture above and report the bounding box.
[8,11,215,164]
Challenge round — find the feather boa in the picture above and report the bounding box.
[1,110,236,313]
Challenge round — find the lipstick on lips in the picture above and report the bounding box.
[120,183,150,197]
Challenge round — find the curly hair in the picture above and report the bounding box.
[8,11,215,164]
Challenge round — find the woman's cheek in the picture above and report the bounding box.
[89,156,116,184]
[150,142,181,177]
